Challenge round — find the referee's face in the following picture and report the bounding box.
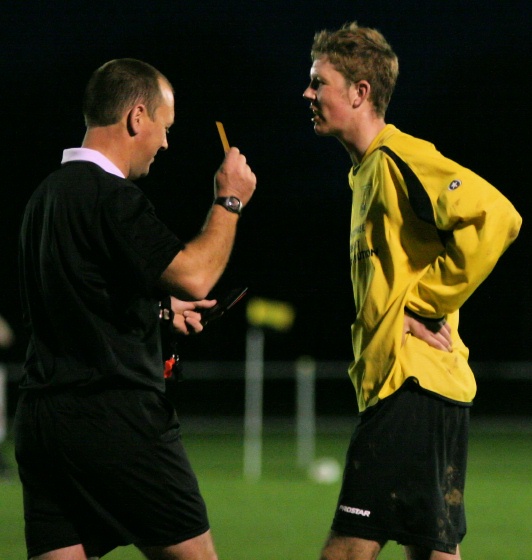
[130,80,174,180]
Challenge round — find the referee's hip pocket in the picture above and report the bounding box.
[151,392,181,442]
[160,427,180,443]
[133,389,181,440]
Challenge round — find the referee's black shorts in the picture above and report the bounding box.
[331,378,469,554]
[14,386,210,559]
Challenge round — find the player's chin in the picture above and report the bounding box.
[311,118,326,134]
[313,123,331,137]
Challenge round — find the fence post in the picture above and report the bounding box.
[296,356,316,469]
[243,328,264,481]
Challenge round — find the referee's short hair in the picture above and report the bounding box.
[83,58,173,127]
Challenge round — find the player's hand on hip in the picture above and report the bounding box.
[403,312,452,352]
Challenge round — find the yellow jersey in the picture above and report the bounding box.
[349,125,522,411]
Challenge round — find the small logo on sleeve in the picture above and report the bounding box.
[448,179,462,191]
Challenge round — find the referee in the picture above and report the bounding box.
[16,59,256,560]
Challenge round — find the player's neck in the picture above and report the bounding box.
[342,117,386,166]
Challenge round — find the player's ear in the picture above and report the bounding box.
[126,104,146,137]
[350,80,370,108]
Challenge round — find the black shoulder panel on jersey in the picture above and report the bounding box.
[379,146,436,226]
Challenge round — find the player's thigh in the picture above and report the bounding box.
[404,544,461,560]
[138,530,217,560]
[319,530,385,560]
[29,544,99,560]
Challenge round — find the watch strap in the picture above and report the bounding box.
[214,196,243,215]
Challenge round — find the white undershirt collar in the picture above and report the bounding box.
[61,148,126,179]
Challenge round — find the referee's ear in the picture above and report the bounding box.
[127,104,146,137]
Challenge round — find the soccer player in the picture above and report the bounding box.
[303,22,521,560]
[16,59,256,560]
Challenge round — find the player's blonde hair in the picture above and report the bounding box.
[311,22,399,117]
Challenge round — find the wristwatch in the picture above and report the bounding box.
[214,196,243,215]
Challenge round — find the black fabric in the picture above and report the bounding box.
[18,161,184,391]
[379,146,452,247]
[15,388,210,558]
[379,146,436,226]
[331,379,469,554]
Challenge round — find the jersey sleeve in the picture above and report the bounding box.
[404,164,522,318]
[102,183,184,292]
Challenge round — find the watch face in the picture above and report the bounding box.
[228,197,240,210]
[215,196,242,214]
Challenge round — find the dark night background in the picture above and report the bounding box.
[1,0,531,414]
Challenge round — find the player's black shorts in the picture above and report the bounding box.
[331,378,469,554]
[14,386,210,558]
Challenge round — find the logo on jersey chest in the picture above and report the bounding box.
[350,239,379,263]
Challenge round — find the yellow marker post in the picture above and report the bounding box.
[243,297,295,481]
[215,121,230,152]
[246,297,295,332]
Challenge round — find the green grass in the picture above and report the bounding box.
[1,420,530,559]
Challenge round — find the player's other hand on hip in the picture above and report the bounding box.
[403,311,452,352]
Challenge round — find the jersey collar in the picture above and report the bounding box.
[61,148,125,179]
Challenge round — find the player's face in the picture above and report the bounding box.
[303,57,354,138]
[130,81,174,180]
